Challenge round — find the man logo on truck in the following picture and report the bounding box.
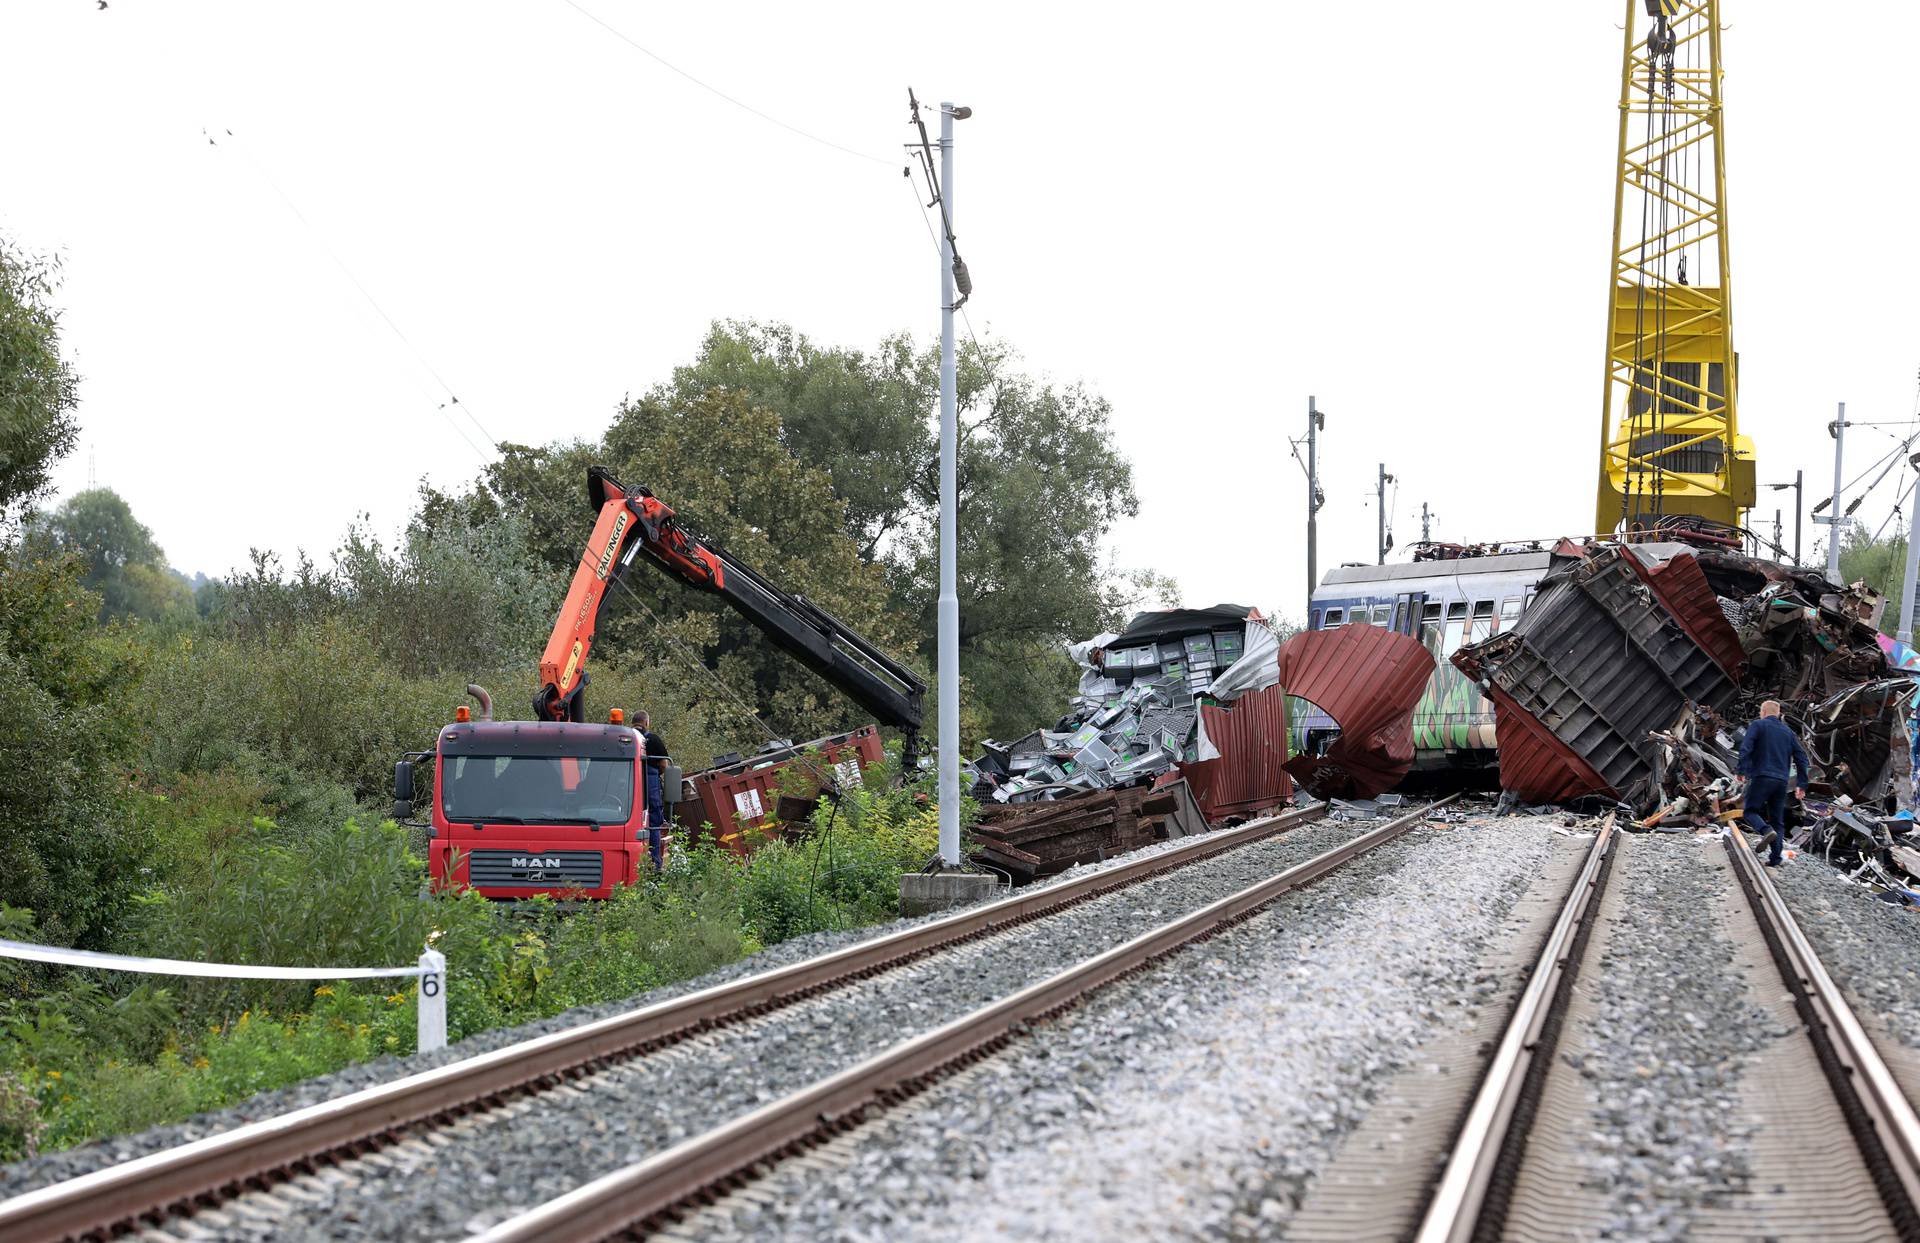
[512,857,563,870]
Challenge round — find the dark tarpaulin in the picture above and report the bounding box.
[1113,604,1255,646]
[1278,624,1435,799]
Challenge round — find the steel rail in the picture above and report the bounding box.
[1412,815,1618,1243]
[472,797,1454,1243]
[1721,831,1920,1237]
[0,802,1327,1243]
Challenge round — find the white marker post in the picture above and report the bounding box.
[417,946,447,1053]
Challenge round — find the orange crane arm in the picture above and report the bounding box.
[533,467,723,721]
[531,467,925,761]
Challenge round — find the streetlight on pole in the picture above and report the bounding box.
[1764,470,1803,565]
[1377,464,1395,565]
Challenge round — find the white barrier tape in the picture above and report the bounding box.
[0,939,429,980]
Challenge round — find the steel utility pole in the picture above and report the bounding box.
[1376,464,1394,564]
[935,100,963,869]
[1900,452,1920,643]
[1421,502,1433,543]
[1816,402,1849,581]
[1768,472,1805,564]
[1306,397,1324,609]
[1794,469,1804,565]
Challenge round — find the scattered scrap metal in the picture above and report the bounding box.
[1454,542,1914,839]
[969,604,1277,806]
[965,605,1295,879]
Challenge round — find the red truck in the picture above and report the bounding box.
[394,466,925,899]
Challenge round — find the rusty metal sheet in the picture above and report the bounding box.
[1624,546,1747,679]
[1179,682,1294,822]
[1277,625,1435,799]
[1479,683,1614,804]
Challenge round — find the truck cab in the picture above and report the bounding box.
[424,719,649,900]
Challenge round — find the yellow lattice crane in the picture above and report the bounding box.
[1594,0,1756,537]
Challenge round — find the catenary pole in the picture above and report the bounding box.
[1376,463,1393,564]
[936,102,961,869]
[1306,397,1321,610]
[1793,469,1803,565]
[1900,454,1920,643]
[1825,402,1848,581]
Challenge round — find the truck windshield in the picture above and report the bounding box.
[441,755,635,825]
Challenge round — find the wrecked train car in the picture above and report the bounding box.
[1308,549,1558,771]
[1453,542,1910,814]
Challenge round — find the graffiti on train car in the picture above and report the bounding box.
[1302,551,1561,769]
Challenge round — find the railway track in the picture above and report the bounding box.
[465,798,1451,1242]
[1413,822,1920,1243]
[0,799,1350,1243]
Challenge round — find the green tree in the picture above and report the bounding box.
[660,322,935,557]
[25,488,193,622]
[474,389,907,743]
[0,548,147,945]
[664,321,1154,740]
[1838,526,1910,634]
[0,239,80,522]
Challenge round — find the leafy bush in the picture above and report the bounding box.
[127,812,492,1020]
[0,550,148,946]
[134,619,453,804]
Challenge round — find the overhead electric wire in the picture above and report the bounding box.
[207,125,822,759]
[556,0,893,168]
[204,127,497,463]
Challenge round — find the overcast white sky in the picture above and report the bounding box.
[6,2,1920,623]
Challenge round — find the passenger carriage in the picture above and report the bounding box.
[1301,550,1559,772]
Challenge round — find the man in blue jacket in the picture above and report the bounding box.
[1737,700,1811,867]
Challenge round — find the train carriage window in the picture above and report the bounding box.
[1499,598,1523,630]
[1442,601,1469,655]
[1324,607,1344,627]
[1420,603,1444,654]
[1310,609,1323,630]
[1372,605,1393,626]
[1470,600,1494,642]
[1393,601,1408,633]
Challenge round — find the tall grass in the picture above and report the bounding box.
[0,751,944,1160]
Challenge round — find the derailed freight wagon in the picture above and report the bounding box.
[673,725,886,855]
[968,606,1304,878]
[1451,541,1911,814]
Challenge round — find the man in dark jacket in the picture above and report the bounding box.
[636,710,670,868]
[1737,700,1811,867]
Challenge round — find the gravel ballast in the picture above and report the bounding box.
[4,808,1417,1239]
[1769,847,1920,1051]
[0,807,1319,1202]
[692,815,1557,1242]
[1541,832,1776,1241]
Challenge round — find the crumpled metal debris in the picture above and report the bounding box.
[972,605,1275,805]
[1455,541,1915,835]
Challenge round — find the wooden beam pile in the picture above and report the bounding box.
[970,778,1210,883]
